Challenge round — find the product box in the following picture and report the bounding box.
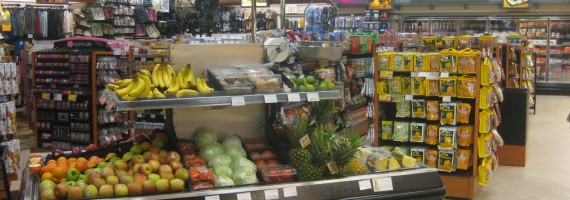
[6,101,15,135]
[3,64,11,95]
[0,103,6,135]
[10,63,18,94]
[0,64,4,95]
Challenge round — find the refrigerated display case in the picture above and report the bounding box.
[431,19,458,36]
[459,19,486,35]
[402,19,429,34]
[489,19,519,33]
[548,19,570,82]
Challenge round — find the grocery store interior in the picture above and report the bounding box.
[0,0,569,199]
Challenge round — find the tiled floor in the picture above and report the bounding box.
[475,95,570,200]
[11,95,570,199]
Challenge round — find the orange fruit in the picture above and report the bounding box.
[89,156,98,163]
[57,162,68,168]
[47,163,57,167]
[57,157,67,163]
[77,157,88,164]
[52,167,66,180]
[47,160,57,165]
[76,161,88,172]
[69,163,76,170]
[41,172,54,182]
[68,158,77,163]
[41,165,55,174]
[96,158,104,164]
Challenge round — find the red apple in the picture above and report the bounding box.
[166,151,181,162]
[158,165,172,174]
[134,174,148,183]
[148,160,160,173]
[142,180,156,193]
[98,184,114,197]
[169,161,184,172]
[115,170,128,178]
[147,152,160,161]
[138,163,153,175]
[114,160,129,171]
[131,155,146,165]
[149,146,161,153]
[160,172,175,180]
[128,182,143,195]
[142,151,151,160]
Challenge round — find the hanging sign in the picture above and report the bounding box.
[370,0,392,10]
[503,0,529,8]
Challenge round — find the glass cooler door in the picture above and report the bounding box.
[548,19,570,82]
[459,19,487,35]
[402,19,430,34]
[431,19,458,37]
[490,19,519,33]
[519,19,549,82]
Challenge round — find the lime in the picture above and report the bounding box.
[327,82,336,90]
[306,76,315,84]
[307,85,315,92]
[296,78,306,86]
[319,83,328,91]
[298,85,307,92]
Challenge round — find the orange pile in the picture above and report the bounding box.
[40,155,105,183]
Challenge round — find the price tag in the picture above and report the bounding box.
[264,189,279,200]
[299,134,311,149]
[68,94,77,102]
[359,179,372,190]
[426,73,440,80]
[42,93,51,100]
[372,177,394,192]
[411,72,419,77]
[231,96,246,106]
[440,72,450,78]
[28,34,33,39]
[205,195,220,200]
[264,94,278,103]
[54,93,63,101]
[141,57,146,61]
[380,71,394,79]
[327,161,339,175]
[287,93,301,102]
[283,187,298,197]
[306,92,320,102]
[285,4,298,14]
[113,49,122,55]
[418,72,427,77]
[137,113,142,118]
[236,192,252,200]
[288,56,296,64]
[442,96,452,102]
[404,95,413,101]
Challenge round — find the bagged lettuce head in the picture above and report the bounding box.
[223,135,242,148]
[232,169,258,185]
[213,165,233,177]
[225,145,247,158]
[215,174,235,187]
[199,142,225,161]
[195,128,218,148]
[231,156,257,172]
[208,154,233,167]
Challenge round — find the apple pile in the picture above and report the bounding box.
[39,136,189,200]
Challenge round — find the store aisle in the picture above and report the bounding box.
[476,95,570,199]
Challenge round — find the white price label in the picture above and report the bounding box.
[141,57,146,61]
[28,34,33,39]
[411,72,419,77]
[306,92,320,102]
[113,49,122,55]
[54,94,63,101]
[442,96,452,102]
[404,95,413,101]
[137,113,142,118]
[359,179,372,190]
[264,94,278,103]
[150,114,156,119]
[264,189,279,200]
[440,72,450,78]
[283,187,298,197]
[231,96,246,106]
[372,177,394,192]
[418,72,427,77]
[285,5,298,14]
[205,195,220,200]
[287,93,301,102]
[237,192,252,200]
[288,56,296,64]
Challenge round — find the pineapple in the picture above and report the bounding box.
[340,158,367,175]
[289,148,311,167]
[311,100,336,126]
[298,163,324,181]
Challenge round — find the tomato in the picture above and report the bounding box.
[250,152,261,160]
[280,169,294,181]
[267,159,279,166]
[261,150,273,159]
[255,140,266,148]
[267,169,280,181]
[255,160,267,169]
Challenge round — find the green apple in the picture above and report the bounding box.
[78,174,87,182]
[130,145,143,155]
[106,176,119,186]
[40,180,56,192]
[295,77,306,86]
[83,184,98,198]
[84,168,94,177]
[75,180,87,191]
[98,184,114,197]
[170,178,185,191]
[306,76,315,84]
[131,155,146,165]
[92,177,106,189]
[122,152,134,162]
[289,76,297,85]
[40,189,56,200]
[109,157,121,164]
[152,139,165,149]
[119,175,135,185]
[306,84,315,92]
[97,162,108,169]
[66,181,76,188]
[114,160,129,171]
[327,82,336,90]
[66,168,80,182]
[101,166,115,179]
[175,168,189,182]
[148,173,160,183]
[68,186,83,199]
[319,82,328,91]
[114,184,129,196]
[155,179,170,193]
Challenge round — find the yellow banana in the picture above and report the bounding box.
[139,69,152,78]
[178,67,189,89]
[165,74,180,94]
[145,91,154,99]
[152,64,160,86]
[157,65,165,88]
[162,66,171,87]
[117,79,133,88]
[106,84,120,91]
[176,89,199,98]
[127,78,146,98]
[137,73,152,98]
[185,64,196,89]
[123,95,138,101]
[165,64,175,75]
[115,80,135,96]
[196,73,214,93]
[152,88,165,98]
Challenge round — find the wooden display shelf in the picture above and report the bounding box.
[440,173,480,199]
[497,144,526,167]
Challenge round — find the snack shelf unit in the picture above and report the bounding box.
[372,43,482,199]
[25,43,446,200]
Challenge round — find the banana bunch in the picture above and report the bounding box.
[106,69,156,101]
[196,72,214,94]
[177,64,197,89]
[152,63,176,89]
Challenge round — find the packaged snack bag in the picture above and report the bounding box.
[0,103,6,135]
[441,37,458,49]
[457,35,472,50]
[412,99,426,118]
[414,53,425,72]
[411,147,427,164]
[438,149,456,172]
[3,64,11,95]
[402,53,414,72]
[412,77,425,95]
[402,77,412,94]
[458,125,473,147]
[422,36,437,52]
[439,77,457,97]
[426,149,439,168]
[438,126,457,150]
[396,100,411,118]
[457,76,476,98]
[478,132,492,158]
[478,35,494,47]
[457,49,480,74]
[6,101,15,134]
[479,109,493,133]
[0,63,5,95]
[425,79,439,96]
[410,123,426,143]
[456,149,471,170]
[377,80,390,95]
[438,49,458,73]
[481,57,492,86]
[378,52,393,71]
[478,157,492,186]
[426,100,440,121]
[393,121,410,142]
[10,63,18,94]
[381,121,393,140]
[440,103,457,125]
[426,53,439,72]
[425,124,440,145]
[393,53,412,72]
[394,146,412,156]
[389,76,402,94]
[457,103,472,124]
[479,87,494,109]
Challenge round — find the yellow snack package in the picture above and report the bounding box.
[412,77,425,95]
[402,77,412,94]
[458,125,473,147]
[426,100,440,121]
[457,103,472,124]
[425,79,439,96]
[478,132,492,157]
[396,100,411,118]
[456,149,471,170]
[411,147,427,164]
[440,102,457,125]
[478,35,494,47]
[425,124,440,145]
[438,126,457,150]
[389,76,402,94]
[423,36,437,52]
[438,150,456,172]
[442,37,458,49]
[410,123,426,143]
[426,149,439,168]
[393,53,405,71]
[439,76,457,97]
[478,157,492,186]
[414,53,425,72]
[381,121,394,140]
[479,87,493,109]
[378,52,393,71]
[412,99,426,118]
[426,53,439,72]
[403,53,414,72]
[457,49,480,74]
[457,76,477,98]
[481,57,492,86]
[457,35,472,50]
[439,49,458,73]
[377,80,390,95]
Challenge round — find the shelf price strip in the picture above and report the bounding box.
[231,96,246,106]
[264,94,278,103]
[287,93,301,102]
[205,195,220,200]
[359,179,372,190]
[372,177,394,192]
[236,192,252,200]
[306,92,320,102]
[264,189,279,200]
[283,186,298,197]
